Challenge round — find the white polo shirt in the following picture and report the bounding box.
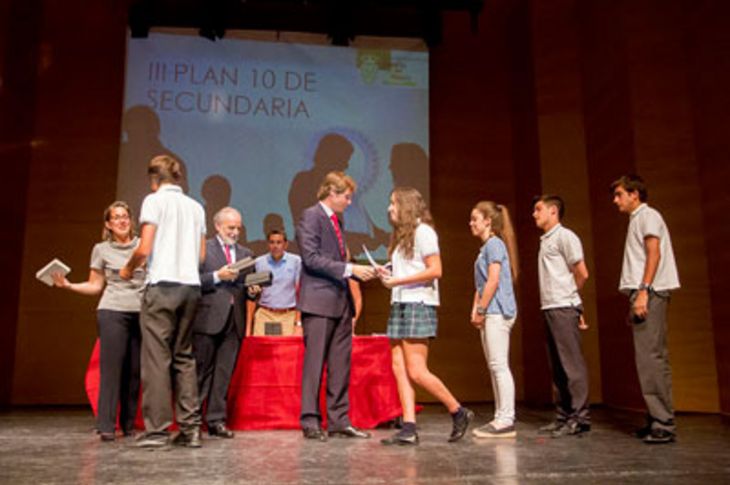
[139,184,206,286]
[619,203,680,293]
[538,224,584,309]
[391,223,440,306]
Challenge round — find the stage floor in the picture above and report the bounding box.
[1,404,728,484]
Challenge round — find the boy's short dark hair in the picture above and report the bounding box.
[267,229,287,242]
[533,194,565,220]
[610,174,648,202]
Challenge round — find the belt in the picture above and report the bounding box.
[259,305,296,313]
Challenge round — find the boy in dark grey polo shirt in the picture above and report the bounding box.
[533,195,591,437]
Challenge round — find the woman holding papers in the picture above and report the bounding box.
[377,187,473,446]
[52,201,145,441]
[468,201,519,438]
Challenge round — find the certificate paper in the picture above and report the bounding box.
[361,245,379,268]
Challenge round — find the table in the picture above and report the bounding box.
[85,335,403,430]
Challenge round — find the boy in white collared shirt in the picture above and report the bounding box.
[611,175,680,444]
[121,155,207,448]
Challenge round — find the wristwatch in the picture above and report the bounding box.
[638,283,653,292]
[475,306,488,316]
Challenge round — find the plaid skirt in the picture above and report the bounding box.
[387,302,438,339]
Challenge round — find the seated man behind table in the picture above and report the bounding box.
[247,229,302,336]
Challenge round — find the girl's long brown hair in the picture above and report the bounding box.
[388,187,434,260]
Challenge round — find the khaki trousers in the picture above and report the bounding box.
[253,307,297,336]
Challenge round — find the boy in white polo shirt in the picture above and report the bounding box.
[121,155,207,449]
[611,174,680,444]
[533,195,591,438]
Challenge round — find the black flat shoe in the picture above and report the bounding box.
[632,425,652,439]
[135,433,170,449]
[551,421,590,438]
[538,421,565,435]
[381,429,419,446]
[328,426,371,439]
[302,427,328,442]
[208,423,235,439]
[643,428,676,444]
[173,429,202,448]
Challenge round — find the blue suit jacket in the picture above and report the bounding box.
[296,203,353,318]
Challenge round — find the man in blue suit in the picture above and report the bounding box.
[296,171,376,441]
[192,207,257,439]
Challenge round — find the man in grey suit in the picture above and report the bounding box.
[296,171,376,441]
[192,207,257,439]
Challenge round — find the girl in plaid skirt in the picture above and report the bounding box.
[377,187,473,446]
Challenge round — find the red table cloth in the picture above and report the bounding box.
[85,335,403,430]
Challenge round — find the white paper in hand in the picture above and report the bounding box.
[36,258,71,286]
[361,245,379,268]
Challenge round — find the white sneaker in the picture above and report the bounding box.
[472,423,516,438]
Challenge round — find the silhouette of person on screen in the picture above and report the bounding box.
[118,105,190,215]
[289,132,388,256]
[288,133,352,225]
[201,175,232,239]
[389,142,430,204]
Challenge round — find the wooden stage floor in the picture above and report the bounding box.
[1,404,728,484]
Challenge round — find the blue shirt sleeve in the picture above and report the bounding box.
[483,237,507,266]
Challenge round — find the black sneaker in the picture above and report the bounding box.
[643,428,675,444]
[448,408,474,442]
[551,421,590,438]
[381,429,419,446]
[538,421,566,435]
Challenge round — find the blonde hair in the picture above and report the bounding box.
[316,171,357,200]
[102,201,135,242]
[388,187,434,260]
[473,201,519,282]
